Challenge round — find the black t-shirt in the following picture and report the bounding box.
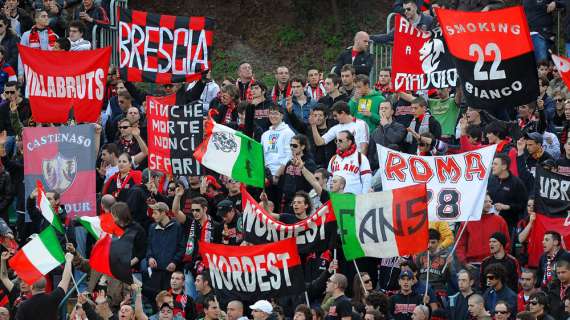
[390,292,422,320]
[325,295,352,320]
[15,287,65,320]
[279,213,304,224]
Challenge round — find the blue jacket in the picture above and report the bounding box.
[280,95,316,123]
[147,219,185,269]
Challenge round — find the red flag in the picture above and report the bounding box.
[19,45,111,123]
[552,54,570,89]
[527,214,570,267]
[89,234,133,284]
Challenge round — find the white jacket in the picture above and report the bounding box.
[261,122,295,175]
[69,38,92,51]
[328,150,372,194]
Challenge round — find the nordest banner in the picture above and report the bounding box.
[377,144,497,222]
[435,6,539,109]
[118,8,214,83]
[19,45,111,123]
[199,238,305,300]
[392,14,458,92]
[23,124,97,218]
[146,95,204,176]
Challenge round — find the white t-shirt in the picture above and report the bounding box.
[322,119,369,152]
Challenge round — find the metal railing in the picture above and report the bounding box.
[92,0,128,66]
[58,273,89,320]
[369,12,395,85]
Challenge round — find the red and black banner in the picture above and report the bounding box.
[199,238,304,300]
[146,95,204,176]
[527,215,570,267]
[23,124,96,219]
[118,8,214,84]
[392,14,457,92]
[19,45,111,123]
[90,233,133,284]
[435,6,539,109]
[242,189,337,255]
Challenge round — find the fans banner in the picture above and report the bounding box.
[242,189,337,255]
[527,215,570,267]
[534,167,570,216]
[331,184,429,260]
[146,95,204,175]
[199,238,305,300]
[19,45,111,123]
[435,6,539,109]
[377,144,496,221]
[118,8,214,83]
[392,14,457,91]
[24,124,96,218]
[552,54,570,89]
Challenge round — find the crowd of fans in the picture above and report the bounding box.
[0,0,568,319]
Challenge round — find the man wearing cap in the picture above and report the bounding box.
[390,270,423,320]
[217,199,243,245]
[147,202,185,292]
[480,232,521,292]
[516,132,554,194]
[250,300,273,320]
[324,274,352,320]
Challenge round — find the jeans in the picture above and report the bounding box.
[531,33,550,62]
[73,226,89,292]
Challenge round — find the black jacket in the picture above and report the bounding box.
[0,170,13,219]
[126,184,168,231]
[487,173,528,229]
[0,31,19,71]
[523,0,561,37]
[367,121,407,171]
[333,47,373,76]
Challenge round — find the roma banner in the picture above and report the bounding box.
[534,167,570,216]
[377,144,496,221]
[527,214,570,267]
[118,8,214,83]
[146,95,204,175]
[242,189,337,255]
[331,184,428,260]
[24,124,96,218]
[199,238,304,300]
[392,14,457,91]
[19,45,111,123]
[552,54,570,89]
[435,6,539,109]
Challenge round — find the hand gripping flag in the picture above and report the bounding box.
[36,180,64,233]
[331,184,429,260]
[9,226,65,285]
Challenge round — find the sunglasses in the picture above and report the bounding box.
[404,7,414,11]
[419,142,428,147]
[290,144,299,148]
[119,126,131,129]
[191,208,202,212]
[168,187,176,191]
[336,139,346,143]
[4,91,15,94]
[494,310,509,314]
[364,279,371,284]
[486,275,496,280]
[556,98,564,102]
[529,301,539,306]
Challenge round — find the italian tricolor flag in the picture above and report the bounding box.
[9,226,65,285]
[78,213,124,240]
[330,184,429,260]
[193,119,265,188]
[36,180,64,233]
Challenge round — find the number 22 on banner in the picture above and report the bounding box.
[469,43,506,81]
[427,189,461,219]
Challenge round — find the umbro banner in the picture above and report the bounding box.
[118,8,214,83]
[435,6,539,109]
[377,144,496,221]
[534,167,570,217]
[19,45,111,123]
[23,124,97,218]
[199,238,305,300]
[242,189,337,255]
[146,95,204,175]
[392,14,457,91]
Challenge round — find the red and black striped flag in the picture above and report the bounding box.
[199,238,305,300]
[118,8,214,84]
[89,233,133,284]
[435,6,539,110]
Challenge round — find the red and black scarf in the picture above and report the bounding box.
[28,25,57,50]
[272,82,292,102]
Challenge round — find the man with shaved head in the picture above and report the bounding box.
[333,31,373,76]
[468,294,492,320]
[227,300,248,320]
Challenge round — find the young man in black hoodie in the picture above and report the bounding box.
[390,270,423,320]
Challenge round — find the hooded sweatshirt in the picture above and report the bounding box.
[261,121,295,175]
[69,38,92,51]
[348,89,384,132]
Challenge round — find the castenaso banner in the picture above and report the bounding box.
[552,54,570,89]
[9,226,64,285]
[118,8,214,83]
[391,14,457,91]
[146,95,204,175]
[199,238,304,300]
[331,184,429,260]
[242,188,337,254]
[36,180,64,233]
[435,6,539,109]
[194,119,265,188]
[377,144,496,221]
[19,45,111,123]
[78,213,125,240]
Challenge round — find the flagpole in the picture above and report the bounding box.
[304,291,310,306]
[70,271,80,294]
[352,260,367,294]
[424,251,430,305]
[442,221,469,274]
[333,249,337,274]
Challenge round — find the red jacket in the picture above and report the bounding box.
[456,214,511,264]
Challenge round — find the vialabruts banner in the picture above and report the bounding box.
[118,8,214,83]
[19,45,111,123]
[146,95,204,176]
[391,14,457,92]
[435,6,539,109]
[377,144,496,221]
[23,124,97,218]
[199,238,305,300]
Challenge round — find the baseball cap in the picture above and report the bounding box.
[217,200,234,217]
[524,131,543,145]
[149,202,169,212]
[250,300,273,314]
[399,270,414,279]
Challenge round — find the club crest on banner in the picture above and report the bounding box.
[212,131,238,153]
[42,153,77,194]
[420,38,445,73]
